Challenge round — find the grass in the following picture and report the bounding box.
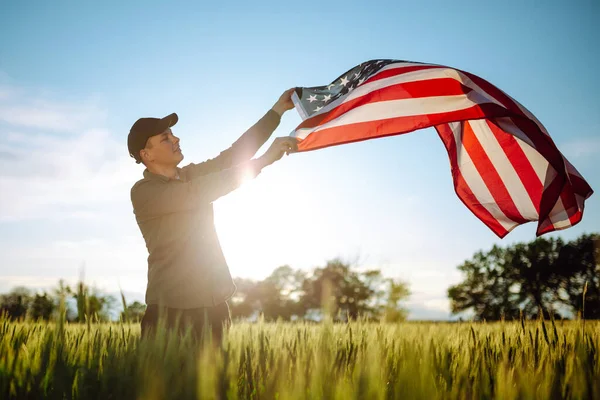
[0,315,598,399]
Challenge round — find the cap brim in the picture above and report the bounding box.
[162,113,178,128]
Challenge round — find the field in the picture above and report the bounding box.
[0,316,598,400]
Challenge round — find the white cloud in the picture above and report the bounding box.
[0,85,140,221]
[0,234,149,295]
[0,84,106,132]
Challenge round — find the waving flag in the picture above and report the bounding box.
[290,59,593,238]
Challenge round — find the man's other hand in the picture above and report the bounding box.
[271,88,296,116]
[258,137,299,168]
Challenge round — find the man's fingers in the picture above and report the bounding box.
[271,137,299,157]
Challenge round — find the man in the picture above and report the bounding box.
[127,89,298,341]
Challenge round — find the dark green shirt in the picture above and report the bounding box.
[130,110,281,309]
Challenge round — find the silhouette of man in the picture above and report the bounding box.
[127,89,297,341]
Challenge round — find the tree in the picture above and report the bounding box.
[510,238,566,318]
[0,287,32,320]
[448,233,599,320]
[29,292,55,321]
[120,301,146,322]
[299,259,381,320]
[72,280,116,322]
[229,278,258,319]
[230,266,305,321]
[383,279,411,322]
[556,233,600,319]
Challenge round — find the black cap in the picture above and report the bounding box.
[127,113,179,164]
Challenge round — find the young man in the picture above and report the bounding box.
[127,89,298,341]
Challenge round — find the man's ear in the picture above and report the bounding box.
[139,148,150,164]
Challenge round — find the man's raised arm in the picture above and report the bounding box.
[132,136,298,222]
[183,88,296,178]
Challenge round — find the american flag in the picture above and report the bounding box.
[290,59,593,238]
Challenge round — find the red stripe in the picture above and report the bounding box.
[362,64,443,86]
[568,172,593,197]
[560,184,580,226]
[536,184,583,236]
[460,70,564,169]
[461,121,527,223]
[297,103,510,152]
[485,119,543,213]
[535,172,566,236]
[297,77,475,131]
[436,123,509,238]
[459,69,570,232]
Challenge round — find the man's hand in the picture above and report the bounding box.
[271,88,296,117]
[257,137,299,168]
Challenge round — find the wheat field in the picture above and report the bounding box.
[1,315,598,399]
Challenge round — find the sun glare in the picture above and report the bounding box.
[213,171,326,281]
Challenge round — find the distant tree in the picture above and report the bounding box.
[230,266,306,321]
[556,233,600,319]
[299,259,380,320]
[0,287,32,320]
[52,279,78,321]
[72,280,116,322]
[229,278,258,319]
[449,244,530,321]
[509,237,566,318]
[256,265,305,320]
[120,301,146,322]
[448,233,599,320]
[29,292,55,321]
[383,279,411,322]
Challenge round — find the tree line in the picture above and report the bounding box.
[2,233,597,323]
[448,233,599,320]
[0,258,411,323]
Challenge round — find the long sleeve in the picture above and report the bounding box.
[182,109,280,179]
[131,159,263,222]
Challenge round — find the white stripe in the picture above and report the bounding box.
[448,122,518,231]
[547,196,572,230]
[494,117,549,185]
[295,66,505,123]
[468,119,539,220]
[293,92,492,140]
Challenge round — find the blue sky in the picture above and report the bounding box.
[1,0,598,319]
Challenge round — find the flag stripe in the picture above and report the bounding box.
[471,119,540,219]
[295,93,505,140]
[296,77,475,131]
[485,119,543,214]
[461,121,528,224]
[362,64,443,86]
[460,70,564,167]
[296,103,509,151]
[436,122,511,236]
[299,65,504,125]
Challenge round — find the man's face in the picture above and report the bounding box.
[140,128,184,167]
